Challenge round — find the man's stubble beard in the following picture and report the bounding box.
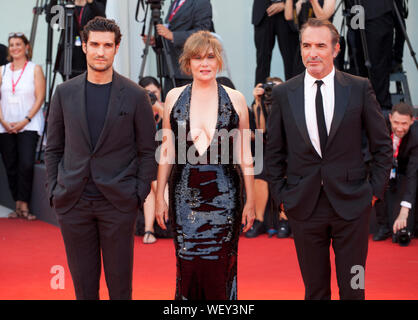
[88,61,113,72]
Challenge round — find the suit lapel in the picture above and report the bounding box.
[73,73,93,151]
[287,72,321,158]
[92,71,124,153]
[326,70,351,149]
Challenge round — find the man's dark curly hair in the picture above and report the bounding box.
[81,16,122,46]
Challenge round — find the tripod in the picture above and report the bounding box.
[29,0,48,52]
[341,0,372,78]
[137,0,176,98]
[393,0,418,71]
[37,2,76,161]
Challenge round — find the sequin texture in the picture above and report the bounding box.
[169,84,243,300]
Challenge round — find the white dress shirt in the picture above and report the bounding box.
[392,134,412,209]
[304,67,335,158]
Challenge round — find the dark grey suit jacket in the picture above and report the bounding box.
[386,119,418,206]
[164,0,213,79]
[266,70,393,221]
[45,71,157,214]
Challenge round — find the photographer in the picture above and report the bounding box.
[373,103,418,246]
[284,0,336,75]
[142,0,214,95]
[47,0,106,79]
[252,0,299,84]
[246,77,287,238]
[345,0,394,111]
[138,76,169,244]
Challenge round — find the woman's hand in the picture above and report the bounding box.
[155,196,169,230]
[9,120,28,134]
[253,83,264,104]
[242,201,255,233]
[1,120,14,133]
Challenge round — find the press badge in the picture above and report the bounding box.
[75,36,82,47]
[390,167,396,179]
[8,95,20,104]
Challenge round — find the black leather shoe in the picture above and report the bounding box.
[277,220,291,238]
[245,220,265,238]
[373,227,391,241]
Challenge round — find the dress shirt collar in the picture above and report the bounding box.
[305,67,335,89]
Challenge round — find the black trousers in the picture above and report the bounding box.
[57,198,138,300]
[0,131,39,203]
[375,176,415,234]
[254,13,300,84]
[392,0,406,65]
[347,12,394,110]
[288,189,370,300]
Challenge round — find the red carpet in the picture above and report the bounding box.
[0,218,417,300]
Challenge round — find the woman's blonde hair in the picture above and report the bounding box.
[7,33,32,62]
[179,31,223,76]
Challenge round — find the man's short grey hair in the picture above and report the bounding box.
[299,18,340,47]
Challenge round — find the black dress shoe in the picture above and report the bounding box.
[277,220,291,238]
[373,227,391,241]
[245,219,265,238]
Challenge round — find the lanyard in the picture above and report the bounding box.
[76,7,85,26]
[169,0,186,22]
[391,133,402,159]
[11,61,28,95]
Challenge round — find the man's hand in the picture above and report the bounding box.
[393,206,409,234]
[156,24,174,41]
[142,35,156,47]
[266,2,285,17]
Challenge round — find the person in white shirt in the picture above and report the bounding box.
[374,103,418,245]
[0,33,45,220]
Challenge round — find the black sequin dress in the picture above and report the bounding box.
[169,83,243,300]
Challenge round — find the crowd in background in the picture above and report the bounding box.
[0,0,416,247]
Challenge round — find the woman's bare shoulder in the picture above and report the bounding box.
[222,85,247,113]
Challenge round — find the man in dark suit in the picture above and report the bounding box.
[252,0,299,84]
[345,0,394,111]
[266,18,392,299]
[44,17,157,300]
[145,0,213,95]
[0,44,8,66]
[374,103,418,243]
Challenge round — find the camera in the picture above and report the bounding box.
[147,91,158,106]
[262,81,276,102]
[146,0,164,9]
[393,228,411,247]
